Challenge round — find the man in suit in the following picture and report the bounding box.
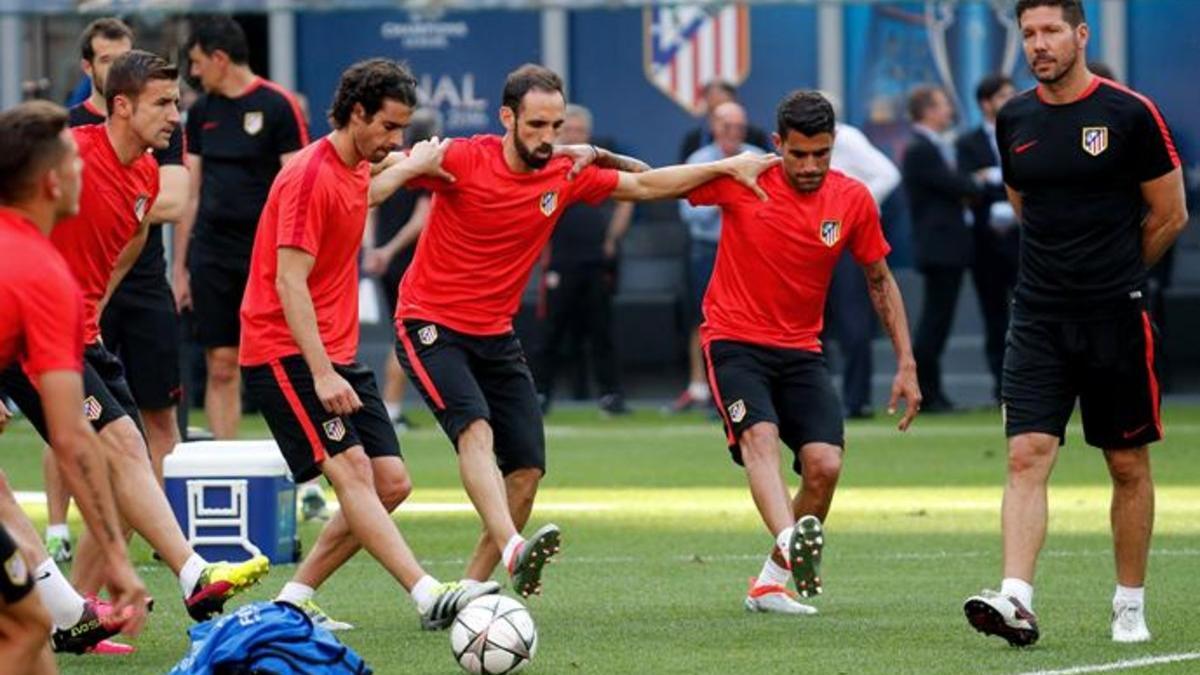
[678,80,771,163]
[901,85,985,412]
[957,74,1017,404]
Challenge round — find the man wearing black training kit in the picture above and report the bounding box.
[965,0,1188,648]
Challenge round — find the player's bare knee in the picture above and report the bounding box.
[1105,448,1150,486]
[506,468,541,500]
[803,447,843,488]
[1007,434,1056,477]
[376,469,413,511]
[739,423,780,463]
[457,419,494,455]
[100,418,150,464]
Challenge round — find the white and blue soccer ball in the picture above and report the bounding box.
[450,594,538,674]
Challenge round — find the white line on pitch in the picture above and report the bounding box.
[1016,652,1200,675]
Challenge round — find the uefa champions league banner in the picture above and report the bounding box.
[842,0,1104,160]
[296,9,541,139]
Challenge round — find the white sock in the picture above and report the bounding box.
[501,534,525,572]
[775,527,793,562]
[179,554,208,596]
[410,575,440,613]
[34,559,85,629]
[385,401,402,420]
[45,524,70,540]
[277,581,315,606]
[1001,577,1034,611]
[755,557,791,589]
[687,381,711,401]
[1114,584,1145,606]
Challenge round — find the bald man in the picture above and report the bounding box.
[673,102,766,414]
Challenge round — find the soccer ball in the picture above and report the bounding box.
[450,594,538,674]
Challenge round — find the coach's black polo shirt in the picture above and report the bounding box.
[185,77,309,259]
[997,77,1180,320]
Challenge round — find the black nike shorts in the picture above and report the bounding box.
[242,355,402,483]
[1002,301,1163,449]
[189,249,250,349]
[0,342,144,439]
[99,286,181,410]
[703,339,844,475]
[394,320,545,476]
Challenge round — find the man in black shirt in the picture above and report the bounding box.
[964,0,1187,647]
[176,15,309,438]
[41,18,190,567]
[678,80,771,163]
[533,104,632,415]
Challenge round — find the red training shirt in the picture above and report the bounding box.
[50,124,159,344]
[240,137,371,366]
[689,166,890,352]
[0,208,85,377]
[398,135,619,336]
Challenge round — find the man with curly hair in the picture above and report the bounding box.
[241,58,501,631]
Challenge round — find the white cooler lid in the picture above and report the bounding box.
[164,440,292,479]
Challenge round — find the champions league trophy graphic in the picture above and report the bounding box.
[924,0,1024,127]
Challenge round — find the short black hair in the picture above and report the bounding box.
[975,73,1014,104]
[502,64,564,116]
[328,58,418,129]
[105,50,178,112]
[775,90,836,138]
[80,17,134,62]
[908,85,945,122]
[1016,0,1086,27]
[185,15,249,65]
[0,101,70,203]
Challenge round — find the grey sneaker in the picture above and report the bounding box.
[420,580,501,631]
[509,524,562,598]
[299,598,353,631]
[788,515,823,598]
[964,589,1040,647]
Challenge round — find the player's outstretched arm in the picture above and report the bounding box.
[611,151,781,202]
[39,371,148,635]
[368,137,456,207]
[555,144,651,179]
[1141,166,1188,267]
[862,258,921,430]
[276,248,363,416]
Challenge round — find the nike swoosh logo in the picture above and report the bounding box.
[36,571,51,581]
[1122,423,1151,440]
[1014,140,1039,154]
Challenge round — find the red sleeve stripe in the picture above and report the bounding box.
[1099,78,1181,168]
[287,143,327,248]
[268,359,328,462]
[259,78,311,147]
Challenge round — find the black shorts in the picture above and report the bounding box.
[0,343,143,439]
[0,525,34,605]
[189,251,250,349]
[242,355,401,483]
[99,287,181,410]
[395,320,545,475]
[703,340,844,475]
[378,253,413,320]
[1002,303,1163,449]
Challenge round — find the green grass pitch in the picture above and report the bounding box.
[4,405,1198,674]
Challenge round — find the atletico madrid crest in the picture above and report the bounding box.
[539,191,558,217]
[1082,126,1108,157]
[819,220,841,247]
[727,399,747,423]
[323,418,346,442]
[418,324,438,346]
[243,111,264,136]
[83,396,102,421]
[644,4,751,115]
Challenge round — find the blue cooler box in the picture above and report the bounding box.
[164,441,299,564]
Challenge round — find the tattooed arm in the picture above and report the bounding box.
[862,258,921,430]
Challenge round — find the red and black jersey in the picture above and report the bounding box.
[997,77,1180,319]
[51,125,159,344]
[185,77,309,257]
[69,100,185,305]
[399,135,619,336]
[0,208,85,377]
[240,137,371,367]
[689,166,890,352]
